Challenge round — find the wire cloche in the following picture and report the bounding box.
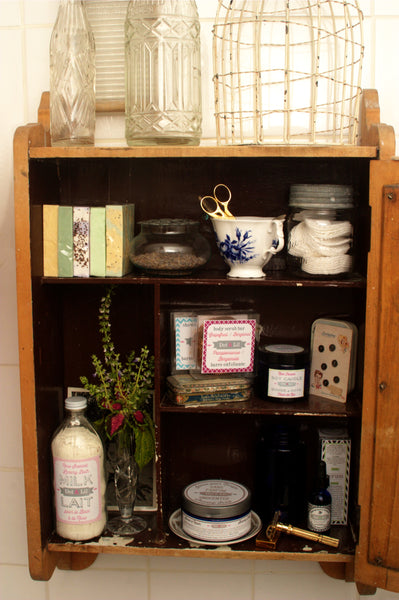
[213,0,364,145]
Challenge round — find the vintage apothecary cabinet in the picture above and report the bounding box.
[13,91,399,593]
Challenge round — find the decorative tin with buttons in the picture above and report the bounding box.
[309,319,358,403]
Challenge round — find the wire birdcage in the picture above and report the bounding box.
[213,0,364,145]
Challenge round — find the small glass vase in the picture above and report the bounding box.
[106,432,146,536]
[50,0,96,146]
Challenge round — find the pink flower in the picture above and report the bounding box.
[112,402,122,410]
[109,413,125,436]
[134,410,144,424]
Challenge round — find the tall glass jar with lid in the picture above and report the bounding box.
[125,0,202,146]
[286,184,355,277]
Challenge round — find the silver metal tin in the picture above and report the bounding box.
[181,479,252,542]
[182,479,251,519]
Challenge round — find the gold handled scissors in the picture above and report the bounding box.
[200,183,235,219]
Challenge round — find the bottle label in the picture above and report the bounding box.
[53,456,102,524]
[268,368,305,398]
[307,502,331,532]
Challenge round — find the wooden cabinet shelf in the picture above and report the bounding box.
[160,394,361,417]
[46,521,355,563]
[41,272,367,288]
[13,91,399,592]
[28,143,378,160]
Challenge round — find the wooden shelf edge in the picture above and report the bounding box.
[29,143,378,160]
[47,542,354,563]
[47,519,355,564]
[40,273,367,289]
[36,89,392,159]
[161,394,361,418]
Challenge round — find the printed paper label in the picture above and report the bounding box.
[54,456,102,524]
[267,368,305,398]
[201,319,256,374]
[307,503,331,532]
[174,315,198,370]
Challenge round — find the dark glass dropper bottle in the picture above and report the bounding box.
[307,460,331,533]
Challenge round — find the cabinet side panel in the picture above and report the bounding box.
[13,124,57,580]
[356,160,399,592]
[368,183,399,567]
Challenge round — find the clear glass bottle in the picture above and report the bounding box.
[51,396,106,541]
[129,218,210,276]
[287,185,355,277]
[125,0,202,146]
[50,0,96,146]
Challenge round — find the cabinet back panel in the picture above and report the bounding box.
[161,412,258,518]
[29,155,370,213]
[29,156,371,276]
[61,286,155,390]
[161,284,366,348]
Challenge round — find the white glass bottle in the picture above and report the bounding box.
[50,0,96,146]
[125,0,202,146]
[51,396,106,540]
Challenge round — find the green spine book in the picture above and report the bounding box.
[90,207,106,277]
[106,204,135,277]
[58,206,73,277]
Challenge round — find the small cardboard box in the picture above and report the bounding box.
[319,428,351,525]
[310,318,357,403]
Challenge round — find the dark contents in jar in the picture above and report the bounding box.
[132,251,207,275]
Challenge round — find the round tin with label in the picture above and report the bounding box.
[258,344,309,402]
[181,479,252,542]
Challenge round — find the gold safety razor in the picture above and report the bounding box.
[257,511,339,550]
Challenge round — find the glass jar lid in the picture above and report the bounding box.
[289,184,354,209]
[259,344,308,367]
[139,218,200,234]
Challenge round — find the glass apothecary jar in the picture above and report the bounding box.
[287,185,355,277]
[125,0,202,146]
[129,219,211,276]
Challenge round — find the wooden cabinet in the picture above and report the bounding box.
[13,91,399,593]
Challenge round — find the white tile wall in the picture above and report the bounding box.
[1,1,399,598]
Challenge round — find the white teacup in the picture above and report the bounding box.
[211,216,285,278]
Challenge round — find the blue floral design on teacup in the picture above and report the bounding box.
[217,227,257,263]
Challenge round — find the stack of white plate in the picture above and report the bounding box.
[85,1,129,105]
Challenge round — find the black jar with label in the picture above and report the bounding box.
[257,344,309,402]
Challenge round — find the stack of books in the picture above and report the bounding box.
[42,204,135,277]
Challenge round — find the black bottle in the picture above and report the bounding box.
[307,460,332,532]
[255,425,306,524]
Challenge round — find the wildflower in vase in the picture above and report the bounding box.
[80,287,155,469]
